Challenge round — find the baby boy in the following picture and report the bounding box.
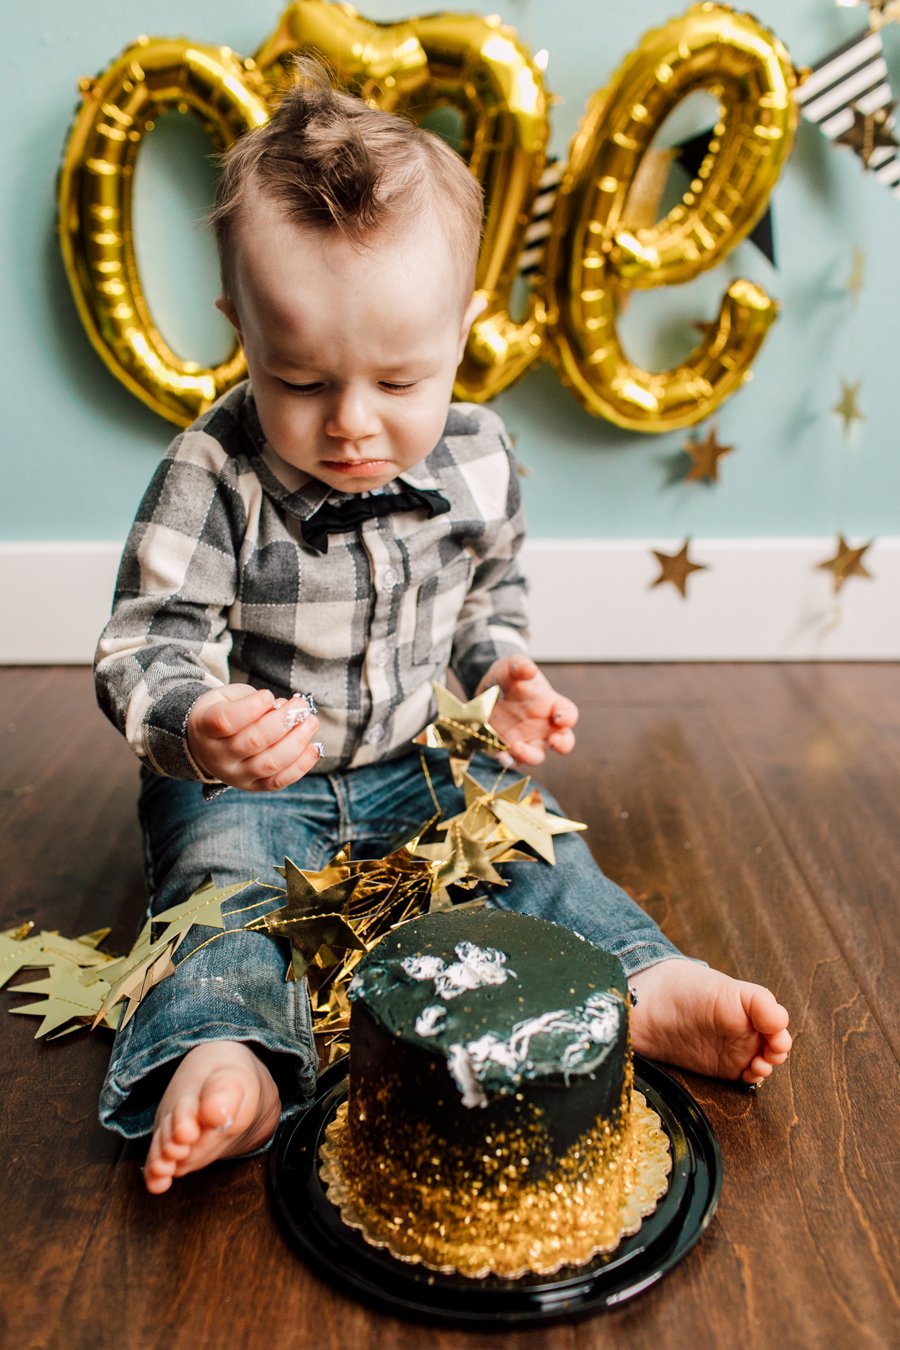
[95,63,790,1195]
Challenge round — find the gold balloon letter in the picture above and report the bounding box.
[58,38,269,425]
[544,3,799,430]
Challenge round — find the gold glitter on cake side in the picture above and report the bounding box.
[318,1074,671,1280]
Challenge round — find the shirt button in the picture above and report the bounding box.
[364,725,385,744]
[382,567,399,587]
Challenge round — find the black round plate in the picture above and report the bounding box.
[269,1055,722,1327]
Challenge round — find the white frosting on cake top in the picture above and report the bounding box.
[401,942,516,1001]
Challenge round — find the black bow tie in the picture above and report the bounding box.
[300,484,450,554]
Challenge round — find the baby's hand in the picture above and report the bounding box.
[477,656,578,767]
[187,685,322,792]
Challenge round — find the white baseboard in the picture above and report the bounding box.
[1,538,897,664]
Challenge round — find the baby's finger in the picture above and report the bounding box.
[200,687,277,739]
[230,695,315,760]
[547,726,576,755]
[550,697,579,730]
[249,737,325,792]
[507,656,538,684]
[508,739,547,767]
[238,716,320,781]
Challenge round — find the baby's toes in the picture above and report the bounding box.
[170,1096,203,1147]
[143,1149,178,1194]
[196,1071,246,1136]
[743,1055,774,1084]
[767,1027,792,1057]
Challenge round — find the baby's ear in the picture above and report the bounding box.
[215,295,242,338]
[458,291,488,357]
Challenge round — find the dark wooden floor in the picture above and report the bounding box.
[1,665,898,1349]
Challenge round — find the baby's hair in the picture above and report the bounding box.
[210,56,484,307]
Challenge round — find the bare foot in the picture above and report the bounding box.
[629,959,791,1086]
[143,1041,281,1194]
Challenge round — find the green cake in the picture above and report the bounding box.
[319,908,669,1278]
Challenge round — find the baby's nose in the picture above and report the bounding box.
[325,388,378,440]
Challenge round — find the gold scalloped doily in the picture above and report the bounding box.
[319,1088,671,1280]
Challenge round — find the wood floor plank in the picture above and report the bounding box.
[536,668,899,1349]
[2,666,898,1349]
[692,664,899,1053]
[0,668,143,1345]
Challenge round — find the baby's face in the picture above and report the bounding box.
[219,201,481,493]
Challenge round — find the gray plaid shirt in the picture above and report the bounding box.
[95,382,529,782]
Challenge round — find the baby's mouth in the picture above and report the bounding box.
[321,458,393,477]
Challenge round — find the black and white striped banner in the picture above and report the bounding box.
[795,27,900,195]
[518,157,564,281]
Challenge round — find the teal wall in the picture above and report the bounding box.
[2,0,898,541]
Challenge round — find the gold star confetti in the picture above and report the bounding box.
[491,787,587,866]
[0,925,47,988]
[11,959,120,1038]
[650,540,709,599]
[414,684,512,785]
[815,534,875,592]
[251,861,364,983]
[834,102,898,166]
[832,378,865,435]
[681,424,734,484]
[152,875,252,946]
[845,247,866,305]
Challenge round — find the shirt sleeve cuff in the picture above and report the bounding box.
[141,685,224,785]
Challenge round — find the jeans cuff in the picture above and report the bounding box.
[99,1022,318,1141]
[605,936,705,978]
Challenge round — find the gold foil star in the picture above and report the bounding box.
[416,822,512,889]
[152,875,252,946]
[435,770,528,843]
[832,379,865,435]
[11,959,117,1038]
[815,534,875,592]
[834,102,898,166]
[491,788,587,865]
[0,926,47,988]
[252,860,364,983]
[650,540,708,599]
[414,684,512,784]
[682,424,734,484]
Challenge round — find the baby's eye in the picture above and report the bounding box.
[282,380,324,396]
[379,381,417,393]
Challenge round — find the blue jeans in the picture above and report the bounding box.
[99,751,683,1139]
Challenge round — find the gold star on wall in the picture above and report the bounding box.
[832,378,865,435]
[845,247,866,305]
[834,102,898,166]
[815,534,875,592]
[681,424,734,484]
[835,1,900,32]
[650,540,709,599]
